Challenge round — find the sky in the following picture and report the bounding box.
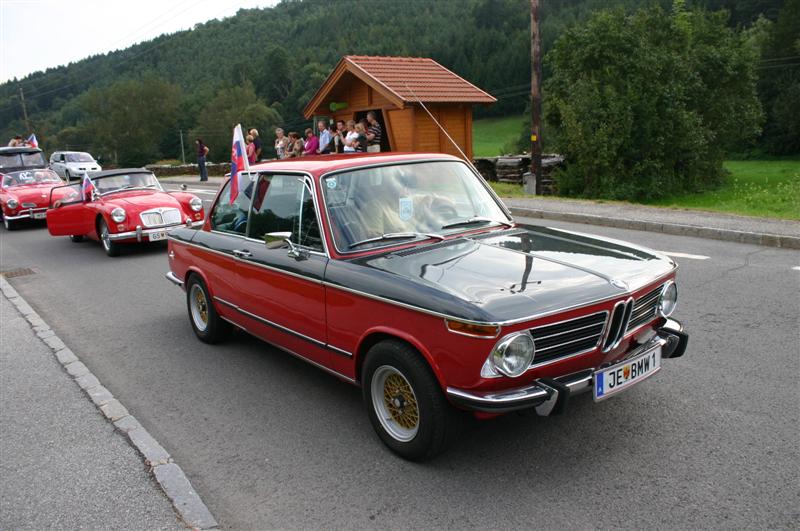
[0,0,278,83]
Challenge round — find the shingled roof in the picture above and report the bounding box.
[303,55,496,118]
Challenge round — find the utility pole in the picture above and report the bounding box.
[18,86,31,133]
[526,0,543,195]
[179,129,186,164]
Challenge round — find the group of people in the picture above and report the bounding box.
[273,111,383,159]
[7,135,34,147]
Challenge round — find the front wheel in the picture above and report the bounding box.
[362,340,462,461]
[186,275,231,343]
[97,218,119,257]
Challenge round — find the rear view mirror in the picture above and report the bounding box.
[265,231,292,249]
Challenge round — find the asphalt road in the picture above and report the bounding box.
[1,187,798,529]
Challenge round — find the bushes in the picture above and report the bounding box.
[545,2,763,200]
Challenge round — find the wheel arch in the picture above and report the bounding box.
[354,328,446,391]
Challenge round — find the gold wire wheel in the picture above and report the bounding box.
[189,283,209,331]
[371,366,420,442]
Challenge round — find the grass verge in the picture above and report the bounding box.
[473,115,524,157]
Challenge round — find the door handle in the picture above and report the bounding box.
[232,249,252,258]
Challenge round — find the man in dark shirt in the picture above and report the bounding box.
[249,128,263,161]
[366,111,382,153]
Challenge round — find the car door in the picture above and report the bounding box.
[46,182,96,236]
[233,172,330,368]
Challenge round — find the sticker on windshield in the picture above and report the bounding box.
[399,197,413,221]
[18,172,33,182]
[326,178,337,189]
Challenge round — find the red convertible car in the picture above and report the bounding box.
[47,168,205,256]
[0,146,62,230]
[165,153,688,460]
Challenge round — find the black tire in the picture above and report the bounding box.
[186,275,231,344]
[97,218,120,257]
[65,169,71,181]
[69,235,84,242]
[362,340,462,461]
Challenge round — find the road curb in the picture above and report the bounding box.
[509,206,800,250]
[0,276,219,530]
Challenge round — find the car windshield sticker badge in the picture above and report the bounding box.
[18,171,33,182]
[399,197,413,221]
[326,178,337,189]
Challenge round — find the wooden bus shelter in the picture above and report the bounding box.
[303,56,496,160]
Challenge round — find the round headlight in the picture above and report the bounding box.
[111,207,126,223]
[7,198,18,209]
[491,332,535,378]
[658,281,678,317]
[189,196,203,212]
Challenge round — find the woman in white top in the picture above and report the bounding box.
[344,120,358,153]
[274,128,289,159]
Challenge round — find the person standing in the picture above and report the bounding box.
[274,128,289,159]
[245,134,257,164]
[366,111,382,152]
[303,128,319,156]
[331,120,346,153]
[196,138,209,182]
[344,120,358,153]
[354,123,368,152]
[249,128,263,161]
[317,120,332,154]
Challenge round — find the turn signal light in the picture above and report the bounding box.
[445,320,500,338]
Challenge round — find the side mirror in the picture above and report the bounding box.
[180,184,188,191]
[285,238,309,261]
[265,231,292,249]
[90,190,100,202]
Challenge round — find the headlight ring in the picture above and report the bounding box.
[189,196,203,212]
[658,281,678,317]
[7,198,18,209]
[483,331,535,378]
[111,207,126,223]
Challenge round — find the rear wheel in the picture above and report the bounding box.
[362,340,462,461]
[97,218,119,257]
[186,275,231,343]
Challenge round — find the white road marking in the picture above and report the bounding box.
[659,251,710,260]
[792,266,800,271]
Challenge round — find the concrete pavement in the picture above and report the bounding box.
[159,175,800,249]
[0,288,182,530]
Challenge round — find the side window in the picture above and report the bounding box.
[210,177,252,235]
[247,174,323,252]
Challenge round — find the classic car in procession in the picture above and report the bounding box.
[47,168,205,256]
[1,146,64,230]
[49,151,102,180]
[165,153,688,460]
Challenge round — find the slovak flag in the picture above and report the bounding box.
[82,174,95,201]
[229,123,250,205]
[27,133,38,148]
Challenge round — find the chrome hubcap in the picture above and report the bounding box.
[371,365,419,442]
[189,284,209,331]
[100,224,110,250]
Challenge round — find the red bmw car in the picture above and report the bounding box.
[165,153,688,460]
[47,168,205,256]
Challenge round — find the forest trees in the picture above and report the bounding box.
[545,2,763,199]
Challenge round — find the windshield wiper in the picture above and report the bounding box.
[349,232,445,250]
[441,216,512,230]
[103,185,156,195]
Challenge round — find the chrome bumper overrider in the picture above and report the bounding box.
[109,220,204,241]
[165,271,184,288]
[447,319,687,414]
[4,207,47,220]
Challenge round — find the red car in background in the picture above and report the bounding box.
[0,146,63,230]
[166,153,688,460]
[47,168,205,256]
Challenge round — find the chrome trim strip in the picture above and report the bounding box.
[4,207,48,220]
[218,315,357,385]
[212,296,352,357]
[446,384,550,407]
[165,271,184,288]
[535,332,604,354]
[531,313,607,341]
[444,318,500,339]
[528,344,600,370]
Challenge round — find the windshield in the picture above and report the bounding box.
[321,161,510,252]
[66,152,95,163]
[0,151,46,169]
[93,172,162,195]
[2,169,62,187]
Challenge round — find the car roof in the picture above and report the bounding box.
[247,152,464,176]
[89,168,150,178]
[0,146,43,155]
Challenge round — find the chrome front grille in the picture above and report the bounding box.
[21,202,37,208]
[530,312,608,366]
[627,285,663,332]
[140,208,181,228]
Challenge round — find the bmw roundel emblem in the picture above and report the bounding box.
[610,278,628,290]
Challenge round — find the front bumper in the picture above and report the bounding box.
[4,207,47,220]
[109,220,204,241]
[447,319,688,414]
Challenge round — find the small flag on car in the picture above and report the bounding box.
[82,174,95,201]
[229,124,250,205]
[27,133,38,148]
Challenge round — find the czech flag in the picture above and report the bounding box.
[82,174,95,201]
[27,133,38,148]
[229,124,250,205]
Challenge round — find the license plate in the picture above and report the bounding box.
[32,212,46,219]
[149,231,167,242]
[593,344,661,401]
